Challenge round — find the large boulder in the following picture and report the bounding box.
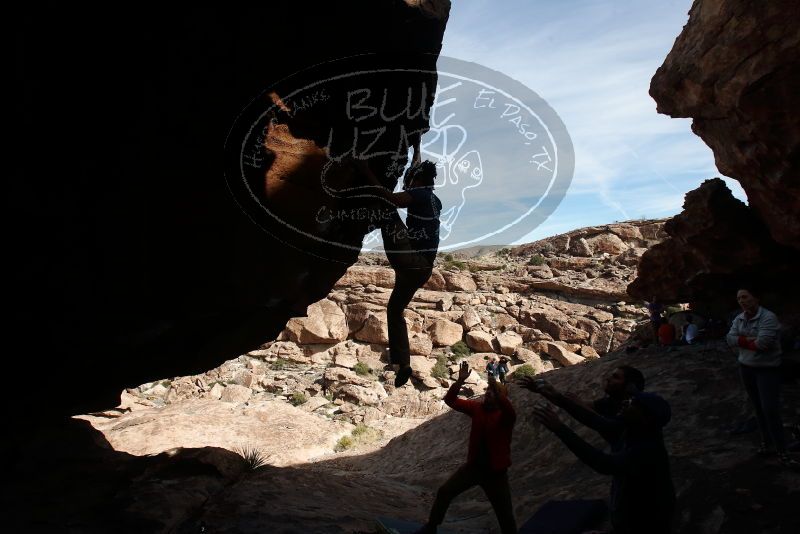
[15,0,451,420]
[208,383,225,400]
[568,237,593,257]
[466,330,495,352]
[285,299,348,344]
[586,233,629,255]
[262,341,308,364]
[333,350,358,369]
[513,347,548,374]
[335,266,395,289]
[441,271,477,292]
[460,306,481,329]
[521,310,590,345]
[323,367,387,406]
[544,342,585,367]
[409,334,434,356]
[650,0,800,250]
[219,384,252,404]
[354,312,389,345]
[579,346,600,359]
[410,355,439,388]
[629,179,800,318]
[427,319,464,346]
[422,269,447,291]
[494,331,523,356]
[634,0,800,320]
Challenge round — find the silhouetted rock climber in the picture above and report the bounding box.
[355,157,441,387]
[533,391,676,534]
[518,365,646,452]
[727,287,798,467]
[416,361,517,534]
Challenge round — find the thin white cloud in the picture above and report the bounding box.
[365,1,749,252]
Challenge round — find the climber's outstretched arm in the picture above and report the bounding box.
[353,159,413,208]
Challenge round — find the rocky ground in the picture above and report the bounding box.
[30,342,798,534]
[11,220,799,533]
[81,221,666,464]
[186,341,800,534]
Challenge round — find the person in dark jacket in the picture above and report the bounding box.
[355,158,441,387]
[417,361,517,534]
[519,365,645,452]
[497,357,510,384]
[485,356,498,381]
[533,392,676,534]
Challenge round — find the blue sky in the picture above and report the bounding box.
[436,0,746,243]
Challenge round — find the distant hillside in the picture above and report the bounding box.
[446,244,508,259]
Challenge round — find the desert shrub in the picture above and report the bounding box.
[444,260,467,271]
[498,247,511,256]
[335,424,383,453]
[270,357,290,370]
[352,423,370,437]
[470,263,503,272]
[289,391,307,406]
[450,340,471,359]
[512,364,536,379]
[431,354,449,379]
[527,254,545,266]
[444,253,454,262]
[234,445,269,471]
[334,436,354,452]
[353,361,371,376]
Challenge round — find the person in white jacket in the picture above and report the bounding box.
[726,288,795,466]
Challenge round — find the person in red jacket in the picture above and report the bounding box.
[416,361,517,534]
[657,318,676,346]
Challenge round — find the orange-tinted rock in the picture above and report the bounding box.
[651,0,800,249]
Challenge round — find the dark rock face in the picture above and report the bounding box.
[13,2,450,416]
[631,0,800,320]
[650,0,800,248]
[628,179,800,317]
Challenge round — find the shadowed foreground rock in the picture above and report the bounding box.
[629,178,800,318]
[10,343,800,533]
[13,1,450,418]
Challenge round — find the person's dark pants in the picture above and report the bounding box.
[381,211,434,366]
[427,464,517,534]
[386,267,431,366]
[740,364,786,453]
